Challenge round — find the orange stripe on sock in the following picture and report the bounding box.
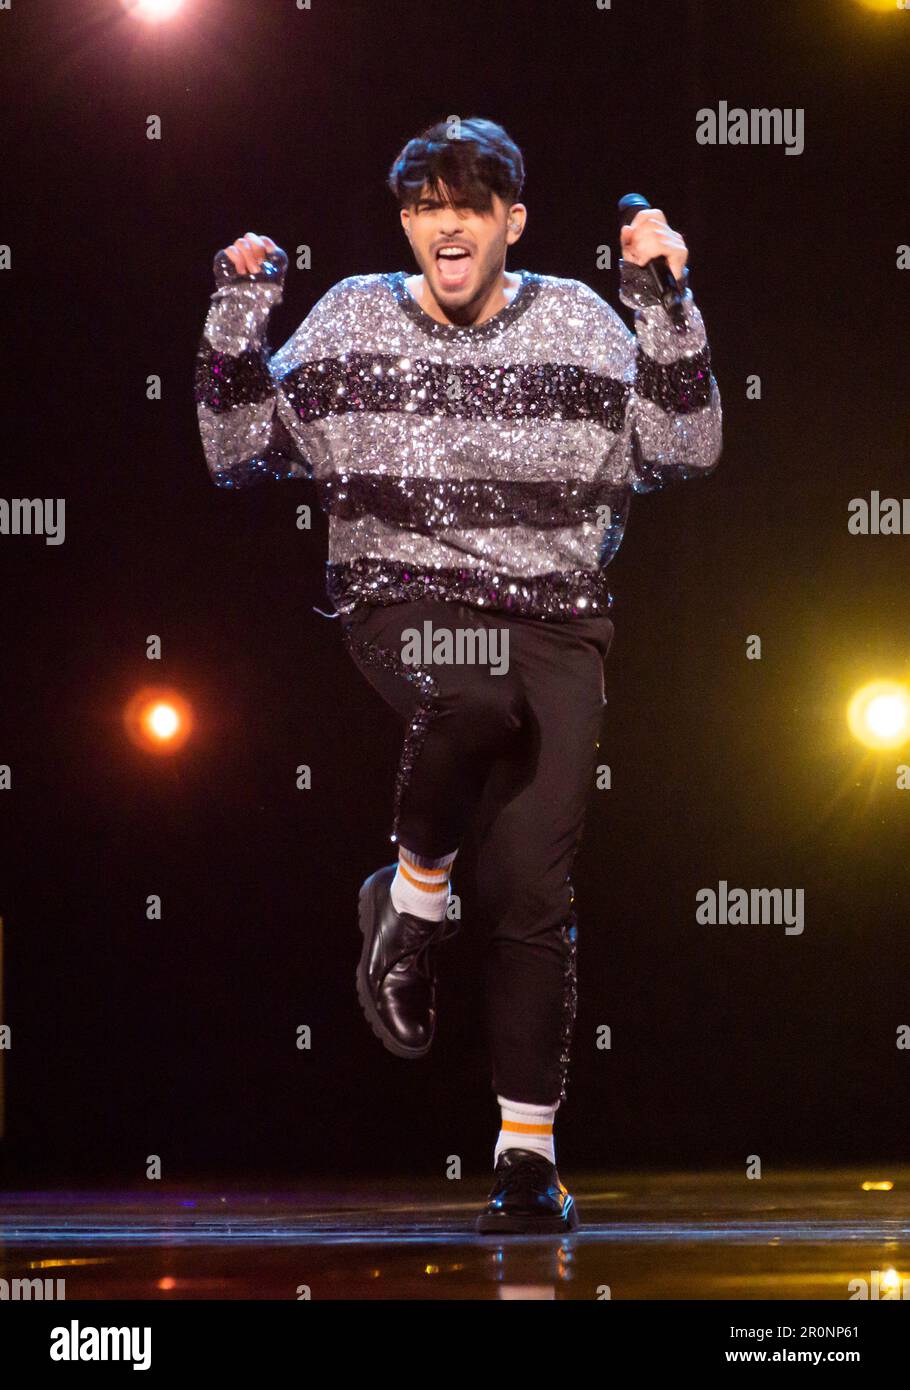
[501,1120,553,1135]
[400,849,450,878]
[399,861,449,892]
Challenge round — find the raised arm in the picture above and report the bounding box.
[606,207,723,494]
[193,233,338,489]
[616,256,723,494]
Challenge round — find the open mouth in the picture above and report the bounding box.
[434,243,473,290]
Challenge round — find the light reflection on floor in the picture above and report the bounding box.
[0,1168,908,1299]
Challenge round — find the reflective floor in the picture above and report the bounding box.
[1,1167,909,1299]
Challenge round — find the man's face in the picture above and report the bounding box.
[400,182,524,310]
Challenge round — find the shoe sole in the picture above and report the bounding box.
[356,872,434,1060]
[474,1197,581,1235]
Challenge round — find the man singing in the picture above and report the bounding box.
[194,117,722,1233]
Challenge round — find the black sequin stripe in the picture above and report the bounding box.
[316,474,629,531]
[556,909,579,1105]
[325,556,614,621]
[194,343,272,412]
[283,353,630,429]
[340,623,444,846]
[634,344,713,414]
[211,455,300,488]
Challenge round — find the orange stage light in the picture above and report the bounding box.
[123,687,194,755]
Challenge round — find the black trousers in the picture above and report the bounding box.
[340,599,614,1106]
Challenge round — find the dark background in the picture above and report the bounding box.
[1,0,908,1183]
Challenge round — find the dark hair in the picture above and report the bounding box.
[387,117,525,212]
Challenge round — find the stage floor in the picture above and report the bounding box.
[1,1167,908,1300]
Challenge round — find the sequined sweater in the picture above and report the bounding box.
[194,252,722,621]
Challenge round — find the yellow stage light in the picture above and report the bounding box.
[853,0,905,12]
[847,680,910,750]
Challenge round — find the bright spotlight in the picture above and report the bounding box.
[147,702,180,740]
[853,0,903,11]
[122,0,186,22]
[847,679,910,750]
[124,687,194,755]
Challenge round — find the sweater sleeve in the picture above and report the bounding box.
[193,249,341,489]
[615,259,723,495]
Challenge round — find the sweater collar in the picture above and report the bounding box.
[385,269,541,341]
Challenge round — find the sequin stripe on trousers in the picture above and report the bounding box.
[556,901,579,1105]
[340,621,444,844]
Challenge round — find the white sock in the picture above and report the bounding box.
[389,844,457,922]
[493,1094,559,1166]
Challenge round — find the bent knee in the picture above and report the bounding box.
[444,674,526,739]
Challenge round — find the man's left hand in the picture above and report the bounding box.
[620,209,688,282]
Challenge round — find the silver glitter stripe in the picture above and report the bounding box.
[197,401,306,475]
[328,512,607,575]
[203,281,284,356]
[280,411,631,485]
[619,286,708,363]
[630,386,723,493]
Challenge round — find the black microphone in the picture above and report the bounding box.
[617,193,687,333]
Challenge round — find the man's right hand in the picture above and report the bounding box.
[222,232,284,275]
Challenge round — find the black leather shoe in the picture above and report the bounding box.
[474,1147,580,1234]
[356,863,459,1058]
